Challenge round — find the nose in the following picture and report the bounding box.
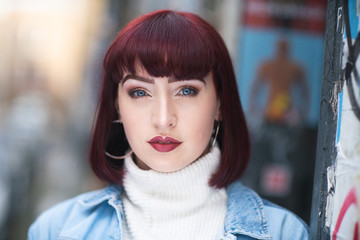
[152,94,177,130]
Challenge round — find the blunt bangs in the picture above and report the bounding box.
[105,10,216,81]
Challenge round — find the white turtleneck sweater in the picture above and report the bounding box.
[121,145,228,240]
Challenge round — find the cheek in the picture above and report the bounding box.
[118,101,141,141]
[183,102,217,140]
[120,116,146,154]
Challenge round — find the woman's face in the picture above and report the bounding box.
[117,62,220,172]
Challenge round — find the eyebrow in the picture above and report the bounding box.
[122,74,153,85]
[121,74,206,85]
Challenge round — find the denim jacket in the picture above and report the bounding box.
[28,181,308,239]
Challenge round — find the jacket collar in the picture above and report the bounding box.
[78,184,123,207]
[60,185,124,240]
[224,181,271,239]
[79,181,271,239]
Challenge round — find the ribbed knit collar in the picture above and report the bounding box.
[121,144,227,239]
[123,144,221,193]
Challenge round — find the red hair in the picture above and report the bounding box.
[89,10,250,188]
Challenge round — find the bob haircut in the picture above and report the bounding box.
[90,10,250,189]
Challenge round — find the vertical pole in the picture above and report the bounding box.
[310,0,344,239]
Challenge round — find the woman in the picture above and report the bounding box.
[28,10,308,239]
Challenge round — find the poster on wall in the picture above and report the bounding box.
[238,0,327,223]
[238,0,327,127]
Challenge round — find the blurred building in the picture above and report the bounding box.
[0,0,106,239]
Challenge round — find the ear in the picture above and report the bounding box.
[215,99,221,121]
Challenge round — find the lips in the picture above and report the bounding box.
[147,136,182,152]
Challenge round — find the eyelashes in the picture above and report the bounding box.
[177,86,198,96]
[128,88,149,98]
[127,86,199,99]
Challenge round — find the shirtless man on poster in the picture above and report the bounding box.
[250,39,309,125]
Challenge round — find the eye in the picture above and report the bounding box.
[129,89,149,98]
[178,87,198,96]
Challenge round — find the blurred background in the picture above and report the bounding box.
[0,0,326,239]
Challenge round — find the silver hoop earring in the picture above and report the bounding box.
[105,120,133,160]
[211,121,220,149]
[105,150,133,160]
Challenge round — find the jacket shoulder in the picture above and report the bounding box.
[225,181,308,240]
[263,200,309,240]
[28,195,83,239]
[28,187,121,240]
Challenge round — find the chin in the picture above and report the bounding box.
[149,162,188,173]
[151,166,182,173]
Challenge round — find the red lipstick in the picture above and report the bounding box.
[148,136,182,152]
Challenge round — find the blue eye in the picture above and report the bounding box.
[179,87,197,96]
[129,89,148,98]
[134,90,147,97]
